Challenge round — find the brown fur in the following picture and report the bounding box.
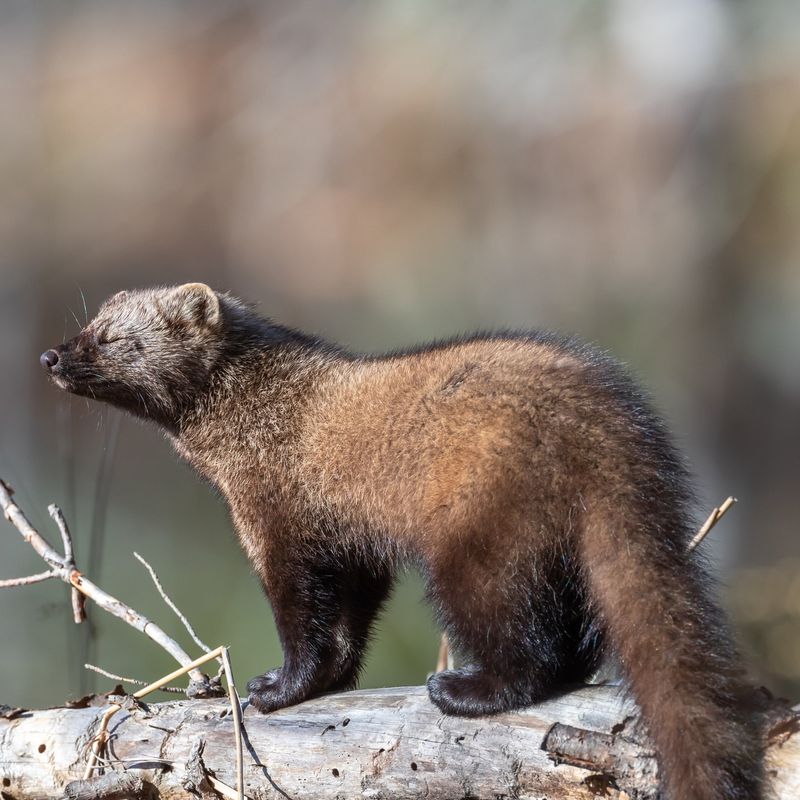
[41,284,763,800]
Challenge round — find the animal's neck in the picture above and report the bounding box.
[171,325,344,491]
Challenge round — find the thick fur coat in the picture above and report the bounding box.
[42,283,763,799]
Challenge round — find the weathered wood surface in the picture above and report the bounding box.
[1,685,798,799]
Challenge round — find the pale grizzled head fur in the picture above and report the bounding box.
[41,283,229,428]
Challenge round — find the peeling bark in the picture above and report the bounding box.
[0,685,797,799]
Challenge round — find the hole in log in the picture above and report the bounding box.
[2,778,10,787]
[410,762,418,771]
[331,768,340,778]
[38,744,46,753]
[342,717,350,726]
[583,773,619,795]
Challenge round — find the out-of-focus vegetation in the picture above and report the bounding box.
[0,1,799,707]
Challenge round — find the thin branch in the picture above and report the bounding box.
[49,503,74,563]
[134,551,215,657]
[689,496,738,551]
[0,570,56,588]
[83,663,184,693]
[1,480,68,570]
[48,503,85,622]
[70,587,88,625]
[0,479,212,688]
[3,481,242,795]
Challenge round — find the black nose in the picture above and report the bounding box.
[40,349,59,370]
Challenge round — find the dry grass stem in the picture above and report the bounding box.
[83,648,226,779]
[82,645,248,800]
[221,646,245,800]
[435,633,455,673]
[208,774,246,800]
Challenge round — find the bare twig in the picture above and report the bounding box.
[71,585,88,624]
[1,479,69,569]
[49,503,74,563]
[48,503,86,622]
[134,551,215,657]
[0,479,213,688]
[67,571,207,685]
[689,496,738,552]
[1,481,243,793]
[83,663,184,693]
[0,570,56,588]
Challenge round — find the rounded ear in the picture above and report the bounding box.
[173,283,221,329]
[100,289,129,310]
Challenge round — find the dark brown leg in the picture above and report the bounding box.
[247,551,393,713]
[424,543,598,717]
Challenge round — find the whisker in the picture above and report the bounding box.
[66,305,82,332]
[77,283,89,325]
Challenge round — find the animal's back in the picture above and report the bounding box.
[299,332,663,549]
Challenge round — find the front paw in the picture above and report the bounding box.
[247,669,282,695]
[247,668,307,714]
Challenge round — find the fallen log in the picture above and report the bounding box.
[1,685,798,800]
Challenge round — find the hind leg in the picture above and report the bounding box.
[425,545,591,717]
[426,617,564,717]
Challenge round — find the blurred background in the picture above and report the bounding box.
[1,0,799,708]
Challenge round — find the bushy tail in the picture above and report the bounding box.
[581,494,763,800]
